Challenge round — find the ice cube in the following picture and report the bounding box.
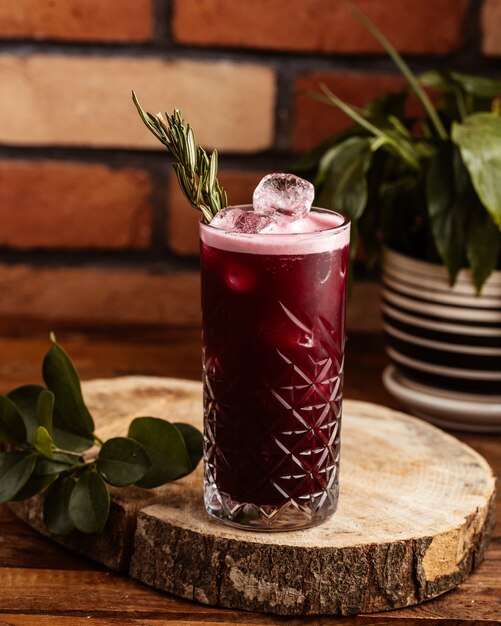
[236,211,274,234]
[210,207,247,231]
[253,173,314,219]
[211,207,274,233]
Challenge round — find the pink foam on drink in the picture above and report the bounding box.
[200,207,350,255]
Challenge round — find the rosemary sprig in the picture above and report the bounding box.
[132,92,227,223]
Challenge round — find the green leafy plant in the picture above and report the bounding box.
[132,92,227,224]
[294,5,501,292]
[0,335,203,534]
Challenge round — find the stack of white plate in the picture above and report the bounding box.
[381,248,501,431]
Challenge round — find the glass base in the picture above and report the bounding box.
[205,482,339,531]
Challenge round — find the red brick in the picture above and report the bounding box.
[167,170,268,255]
[0,160,153,249]
[173,0,467,55]
[293,72,410,152]
[0,0,153,42]
[0,264,201,328]
[481,0,501,56]
[0,55,275,153]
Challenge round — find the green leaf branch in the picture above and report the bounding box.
[297,4,501,292]
[348,2,448,141]
[0,336,203,535]
[132,92,228,223]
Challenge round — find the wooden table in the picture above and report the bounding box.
[0,329,499,625]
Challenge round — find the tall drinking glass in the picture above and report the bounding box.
[200,207,350,530]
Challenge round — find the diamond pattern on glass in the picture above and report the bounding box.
[203,300,342,527]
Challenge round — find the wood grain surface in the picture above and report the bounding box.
[8,374,497,616]
[0,330,499,624]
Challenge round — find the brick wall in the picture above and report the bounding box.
[0,0,498,331]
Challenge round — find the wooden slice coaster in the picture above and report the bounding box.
[9,376,496,616]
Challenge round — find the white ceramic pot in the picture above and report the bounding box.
[380,248,501,432]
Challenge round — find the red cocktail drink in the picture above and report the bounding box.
[201,207,350,530]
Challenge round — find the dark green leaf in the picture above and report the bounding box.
[313,86,421,169]
[42,339,95,447]
[33,426,54,459]
[33,454,78,476]
[452,113,501,229]
[466,203,501,294]
[450,72,501,98]
[97,437,151,487]
[12,472,57,501]
[51,428,94,453]
[68,471,110,534]
[420,69,454,90]
[128,417,192,488]
[173,423,203,469]
[36,389,54,434]
[364,90,407,120]
[0,452,36,503]
[7,385,45,441]
[43,476,76,535]
[380,173,424,256]
[316,137,372,263]
[426,144,467,284]
[0,395,27,444]
[420,70,470,120]
[316,137,372,220]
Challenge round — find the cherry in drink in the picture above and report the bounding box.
[201,175,350,530]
